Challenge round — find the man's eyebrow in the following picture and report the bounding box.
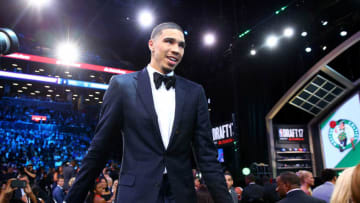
[163,37,186,46]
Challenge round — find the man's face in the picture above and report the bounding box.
[149,29,185,74]
[276,177,288,198]
[225,174,233,189]
[194,178,200,188]
[58,178,64,187]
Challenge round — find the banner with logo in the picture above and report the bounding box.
[320,93,360,168]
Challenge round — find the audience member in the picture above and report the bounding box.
[224,173,238,203]
[52,175,66,203]
[352,164,360,203]
[86,181,106,203]
[262,176,279,203]
[241,174,264,203]
[276,171,325,203]
[312,169,337,203]
[297,170,314,195]
[330,167,355,203]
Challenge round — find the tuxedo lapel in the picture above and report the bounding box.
[137,68,165,151]
[168,76,187,148]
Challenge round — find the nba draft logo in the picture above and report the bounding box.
[328,119,359,152]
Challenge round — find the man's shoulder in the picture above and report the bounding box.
[111,71,138,82]
[175,75,203,89]
[313,182,333,194]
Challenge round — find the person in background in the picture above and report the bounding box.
[312,169,337,203]
[351,164,360,203]
[330,167,354,203]
[86,181,106,203]
[241,174,264,203]
[52,175,65,203]
[297,170,314,195]
[224,173,238,203]
[276,171,325,203]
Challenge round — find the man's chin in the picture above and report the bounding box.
[161,66,175,74]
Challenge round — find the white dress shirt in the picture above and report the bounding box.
[147,65,176,150]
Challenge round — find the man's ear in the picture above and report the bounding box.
[148,39,154,53]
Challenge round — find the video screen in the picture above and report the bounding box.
[217,148,224,163]
[319,93,360,169]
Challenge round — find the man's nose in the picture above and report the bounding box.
[170,45,181,55]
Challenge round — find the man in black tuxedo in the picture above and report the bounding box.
[65,22,232,203]
[276,172,325,203]
[241,174,264,203]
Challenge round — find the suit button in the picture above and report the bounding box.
[175,130,180,134]
[155,183,160,188]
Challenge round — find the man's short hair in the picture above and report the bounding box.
[279,172,300,187]
[245,174,255,182]
[321,169,337,182]
[151,22,183,39]
[224,172,233,178]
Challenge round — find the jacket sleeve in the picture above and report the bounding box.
[65,76,124,203]
[192,86,233,203]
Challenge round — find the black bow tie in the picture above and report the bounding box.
[153,72,176,90]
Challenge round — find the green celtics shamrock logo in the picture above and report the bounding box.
[328,119,359,152]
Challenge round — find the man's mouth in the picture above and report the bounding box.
[167,56,179,66]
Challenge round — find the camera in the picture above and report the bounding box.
[10,179,27,188]
[0,28,20,55]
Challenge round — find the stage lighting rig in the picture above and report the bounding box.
[0,28,20,55]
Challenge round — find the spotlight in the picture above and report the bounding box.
[283,27,294,38]
[301,31,307,37]
[138,10,154,28]
[203,33,216,46]
[321,20,328,26]
[305,47,312,53]
[184,30,188,36]
[322,46,327,51]
[250,49,256,56]
[242,167,251,176]
[29,0,50,7]
[340,31,347,37]
[265,35,278,48]
[56,42,79,63]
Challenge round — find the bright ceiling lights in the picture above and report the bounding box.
[203,33,216,46]
[56,42,79,63]
[340,31,347,37]
[138,10,154,28]
[265,35,279,48]
[305,47,312,53]
[250,49,256,56]
[29,0,51,7]
[301,31,307,37]
[283,27,294,38]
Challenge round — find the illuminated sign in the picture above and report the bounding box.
[0,71,109,90]
[31,115,47,122]
[275,125,307,143]
[212,122,234,145]
[217,138,234,145]
[278,128,305,141]
[3,52,134,75]
[0,70,60,84]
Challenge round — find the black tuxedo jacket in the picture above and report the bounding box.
[277,190,326,203]
[66,68,232,203]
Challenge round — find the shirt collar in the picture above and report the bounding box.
[147,64,174,77]
[287,188,301,194]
